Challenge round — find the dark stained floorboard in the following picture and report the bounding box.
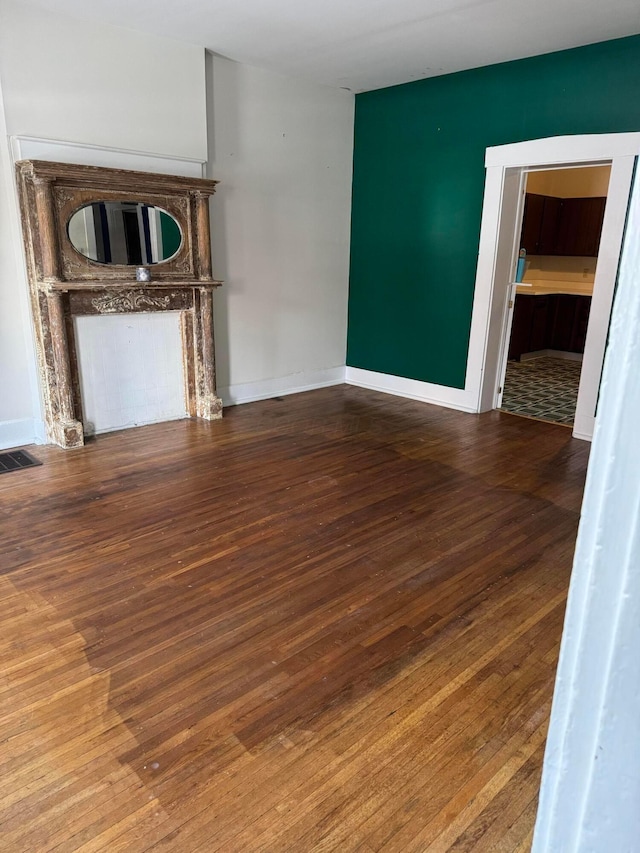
[0,386,589,851]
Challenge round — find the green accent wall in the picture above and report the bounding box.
[347,35,640,389]
[159,210,181,259]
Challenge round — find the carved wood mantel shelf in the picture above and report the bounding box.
[16,160,223,449]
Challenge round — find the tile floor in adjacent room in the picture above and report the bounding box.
[500,356,583,426]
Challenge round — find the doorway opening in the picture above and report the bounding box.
[499,165,611,427]
[469,135,637,443]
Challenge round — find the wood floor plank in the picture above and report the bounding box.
[0,386,589,851]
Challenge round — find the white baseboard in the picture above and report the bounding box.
[0,418,46,451]
[220,366,346,407]
[88,412,188,436]
[345,367,478,413]
[572,416,594,442]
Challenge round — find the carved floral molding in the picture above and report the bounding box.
[90,291,172,313]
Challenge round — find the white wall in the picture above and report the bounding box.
[0,2,206,160]
[0,0,208,447]
[0,4,355,445]
[206,55,354,404]
[0,72,40,449]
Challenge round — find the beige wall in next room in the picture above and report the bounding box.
[527,165,611,198]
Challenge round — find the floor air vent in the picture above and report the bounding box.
[0,449,42,474]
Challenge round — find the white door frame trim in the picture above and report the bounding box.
[572,155,635,439]
[466,132,640,433]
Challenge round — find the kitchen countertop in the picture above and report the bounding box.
[516,280,594,297]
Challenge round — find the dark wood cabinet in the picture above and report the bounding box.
[508,295,534,361]
[548,295,577,352]
[537,196,563,254]
[520,193,605,257]
[530,295,550,352]
[574,296,592,351]
[555,196,606,256]
[521,194,545,255]
[508,293,592,361]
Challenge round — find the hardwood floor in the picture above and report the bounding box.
[0,386,590,852]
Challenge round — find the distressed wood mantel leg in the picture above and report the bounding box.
[47,291,84,448]
[193,287,222,420]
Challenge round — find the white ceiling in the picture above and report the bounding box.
[23,0,640,92]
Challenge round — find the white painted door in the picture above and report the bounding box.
[475,167,526,413]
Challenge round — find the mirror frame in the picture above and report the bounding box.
[16,159,222,449]
[16,160,217,282]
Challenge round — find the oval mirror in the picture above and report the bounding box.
[67,201,182,265]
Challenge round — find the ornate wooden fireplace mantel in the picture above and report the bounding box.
[16,159,223,449]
